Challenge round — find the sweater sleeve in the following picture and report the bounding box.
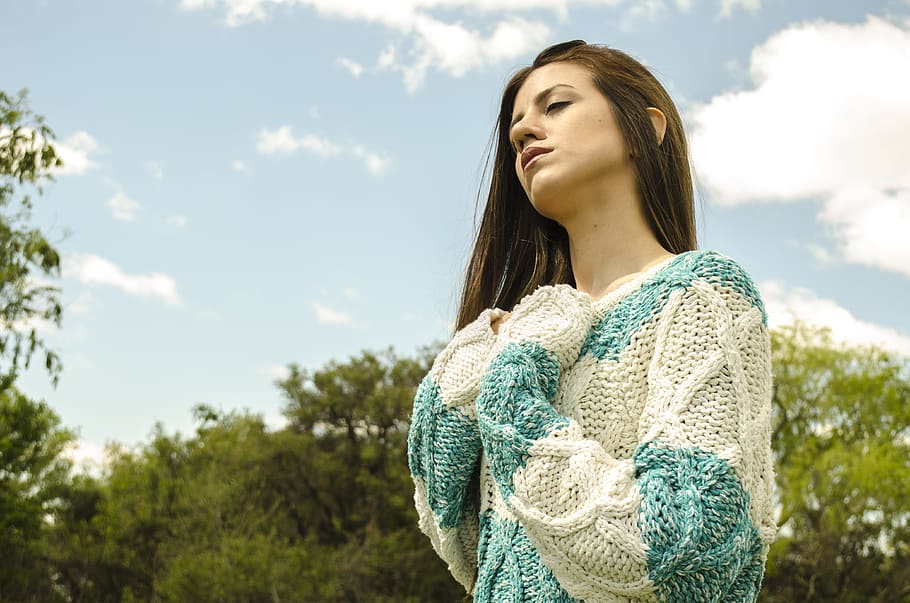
[476,278,776,602]
[407,308,499,593]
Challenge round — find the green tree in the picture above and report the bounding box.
[0,88,63,391]
[275,347,463,602]
[0,387,74,601]
[761,323,910,602]
[43,348,465,602]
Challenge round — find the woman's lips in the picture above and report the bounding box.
[521,146,552,171]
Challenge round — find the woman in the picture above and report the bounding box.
[407,40,776,603]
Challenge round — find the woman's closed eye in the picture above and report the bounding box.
[545,100,570,114]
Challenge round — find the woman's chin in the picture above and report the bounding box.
[527,189,571,223]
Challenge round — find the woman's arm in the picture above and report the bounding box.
[407,307,500,593]
[476,276,776,602]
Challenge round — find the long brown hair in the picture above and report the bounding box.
[455,40,697,329]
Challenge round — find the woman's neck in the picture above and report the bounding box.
[563,195,673,301]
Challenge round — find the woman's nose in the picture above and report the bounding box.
[512,116,544,151]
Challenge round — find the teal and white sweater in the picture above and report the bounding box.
[407,250,777,603]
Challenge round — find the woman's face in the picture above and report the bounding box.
[509,61,632,221]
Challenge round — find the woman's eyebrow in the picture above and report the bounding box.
[510,83,578,131]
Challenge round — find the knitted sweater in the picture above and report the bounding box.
[407,250,777,603]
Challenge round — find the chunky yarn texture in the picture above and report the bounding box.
[407,250,777,603]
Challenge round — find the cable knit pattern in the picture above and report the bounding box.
[408,250,777,602]
[407,307,499,592]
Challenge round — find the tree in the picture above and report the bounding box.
[760,323,910,602]
[275,346,463,602]
[42,348,466,602]
[0,387,74,601]
[0,89,64,391]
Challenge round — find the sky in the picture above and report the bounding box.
[2,0,909,466]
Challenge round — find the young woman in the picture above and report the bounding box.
[407,40,776,603]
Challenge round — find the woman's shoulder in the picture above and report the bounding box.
[660,249,766,322]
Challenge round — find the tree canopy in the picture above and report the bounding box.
[0,89,63,391]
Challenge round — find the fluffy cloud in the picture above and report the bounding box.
[761,280,910,356]
[353,146,390,175]
[64,253,182,306]
[620,0,667,32]
[336,57,365,77]
[256,126,343,157]
[185,0,774,91]
[690,17,910,277]
[718,0,760,18]
[107,191,142,222]
[53,131,102,175]
[257,126,390,175]
[312,302,351,325]
[379,16,550,93]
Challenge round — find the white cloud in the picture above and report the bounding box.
[718,0,760,18]
[299,133,344,156]
[620,0,667,32]
[690,17,910,278]
[168,214,189,228]
[820,188,910,278]
[257,126,390,175]
[184,0,764,91]
[382,15,550,93]
[179,0,774,91]
[179,0,217,8]
[255,125,300,155]
[64,253,182,306]
[353,145,390,175]
[63,439,109,476]
[343,287,362,301]
[231,159,248,172]
[337,57,365,77]
[377,44,396,69]
[256,126,343,157]
[53,131,101,175]
[312,301,351,325]
[761,280,910,356]
[107,191,142,222]
[178,0,567,91]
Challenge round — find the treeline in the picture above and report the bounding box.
[2,349,464,602]
[1,325,908,602]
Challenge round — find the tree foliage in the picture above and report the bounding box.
[0,387,74,601]
[39,348,464,602]
[760,323,910,602]
[0,88,63,391]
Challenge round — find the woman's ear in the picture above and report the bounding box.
[646,107,667,146]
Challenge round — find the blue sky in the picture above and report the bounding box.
[2,0,909,463]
